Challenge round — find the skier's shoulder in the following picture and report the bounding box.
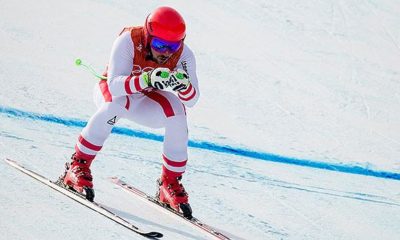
[111,30,136,58]
[116,30,134,45]
[179,43,195,63]
[182,43,194,56]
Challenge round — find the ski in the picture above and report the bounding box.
[111,177,232,240]
[4,158,163,239]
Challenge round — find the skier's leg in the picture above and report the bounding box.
[128,90,188,173]
[76,81,129,160]
[63,81,129,192]
[127,90,191,216]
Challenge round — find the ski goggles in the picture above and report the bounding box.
[150,37,182,53]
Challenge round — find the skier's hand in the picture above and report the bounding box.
[144,68,190,92]
[144,67,171,90]
[171,69,190,92]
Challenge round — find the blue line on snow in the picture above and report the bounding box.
[1,106,399,181]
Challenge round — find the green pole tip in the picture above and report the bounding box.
[75,58,82,66]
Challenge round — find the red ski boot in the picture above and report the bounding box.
[156,169,192,219]
[61,154,95,201]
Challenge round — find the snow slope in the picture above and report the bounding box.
[1,0,400,239]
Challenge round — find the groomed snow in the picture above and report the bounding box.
[1,0,399,239]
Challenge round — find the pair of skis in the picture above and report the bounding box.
[5,159,231,239]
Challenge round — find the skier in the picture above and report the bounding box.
[60,6,199,218]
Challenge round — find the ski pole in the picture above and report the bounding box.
[75,58,107,80]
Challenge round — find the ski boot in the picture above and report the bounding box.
[59,153,95,201]
[156,170,192,219]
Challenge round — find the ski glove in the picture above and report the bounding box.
[145,68,190,92]
[143,67,171,90]
[171,69,190,92]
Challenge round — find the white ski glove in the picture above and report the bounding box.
[144,67,171,90]
[144,68,190,91]
[171,69,190,92]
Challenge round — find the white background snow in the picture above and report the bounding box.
[1,0,399,239]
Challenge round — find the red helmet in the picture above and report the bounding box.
[145,6,186,42]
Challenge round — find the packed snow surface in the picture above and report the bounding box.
[1,0,399,239]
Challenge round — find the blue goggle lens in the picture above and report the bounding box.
[150,37,182,53]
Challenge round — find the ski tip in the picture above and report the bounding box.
[4,158,17,165]
[109,176,119,183]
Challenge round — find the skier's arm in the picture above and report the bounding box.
[107,32,148,96]
[175,45,200,108]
